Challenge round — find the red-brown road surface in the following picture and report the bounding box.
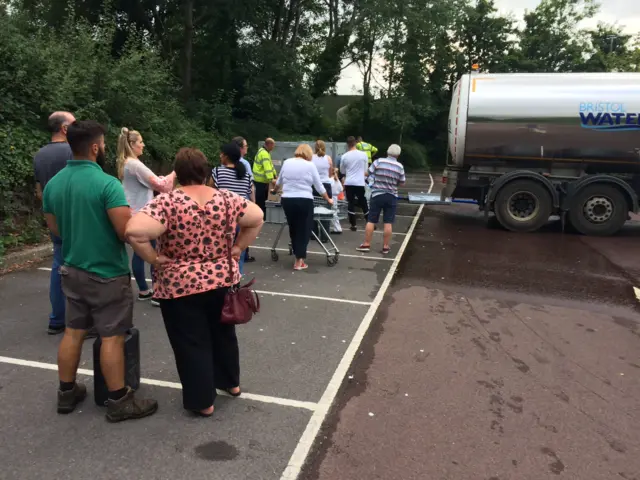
[302,205,640,480]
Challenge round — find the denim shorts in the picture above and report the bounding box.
[368,193,397,224]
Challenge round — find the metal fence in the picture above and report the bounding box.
[255,141,348,173]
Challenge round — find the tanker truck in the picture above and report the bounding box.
[439,71,640,236]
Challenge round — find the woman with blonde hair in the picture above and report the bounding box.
[272,144,333,271]
[311,140,333,199]
[117,127,176,302]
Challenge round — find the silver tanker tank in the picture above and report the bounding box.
[448,72,640,173]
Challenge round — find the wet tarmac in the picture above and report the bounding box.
[303,203,640,480]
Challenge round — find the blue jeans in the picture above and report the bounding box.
[235,226,246,276]
[49,236,65,327]
[132,240,156,292]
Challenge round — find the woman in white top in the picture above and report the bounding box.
[117,127,176,302]
[311,139,333,198]
[272,144,333,271]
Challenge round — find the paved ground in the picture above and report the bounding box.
[0,173,430,480]
[303,202,640,480]
[5,170,639,480]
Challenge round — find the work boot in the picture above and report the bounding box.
[105,387,158,423]
[57,382,87,414]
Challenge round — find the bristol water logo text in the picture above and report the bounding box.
[579,102,640,131]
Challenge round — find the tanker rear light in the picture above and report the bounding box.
[442,175,448,185]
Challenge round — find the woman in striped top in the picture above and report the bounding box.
[211,143,255,274]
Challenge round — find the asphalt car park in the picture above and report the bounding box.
[0,190,424,480]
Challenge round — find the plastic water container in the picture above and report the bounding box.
[93,328,141,406]
[265,201,287,224]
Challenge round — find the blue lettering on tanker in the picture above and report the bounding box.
[579,102,640,131]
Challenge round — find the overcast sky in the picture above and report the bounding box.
[336,0,640,95]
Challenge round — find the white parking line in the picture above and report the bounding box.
[249,245,394,262]
[255,291,371,306]
[0,355,318,411]
[280,204,424,480]
[354,230,407,236]
[37,268,371,306]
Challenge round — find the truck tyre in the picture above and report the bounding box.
[568,184,627,236]
[494,179,553,233]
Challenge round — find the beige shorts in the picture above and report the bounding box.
[59,265,133,337]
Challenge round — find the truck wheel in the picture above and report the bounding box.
[568,184,627,236]
[494,180,553,233]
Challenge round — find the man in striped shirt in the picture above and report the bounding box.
[356,144,405,255]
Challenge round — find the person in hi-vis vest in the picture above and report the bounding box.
[252,138,277,219]
[356,136,378,165]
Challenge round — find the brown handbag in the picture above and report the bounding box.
[220,191,260,325]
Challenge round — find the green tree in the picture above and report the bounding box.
[583,24,633,72]
[452,0,518,75]
[516,0,598,72]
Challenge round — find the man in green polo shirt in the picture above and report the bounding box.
[43,120,158,422]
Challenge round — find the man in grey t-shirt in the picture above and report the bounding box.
[34,111,75,335]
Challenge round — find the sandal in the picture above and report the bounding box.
[191,406,214,417]
[225,388,242,397]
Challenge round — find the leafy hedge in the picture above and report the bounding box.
[0,12,223,255]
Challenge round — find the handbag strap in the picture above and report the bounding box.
[221,191,235,281]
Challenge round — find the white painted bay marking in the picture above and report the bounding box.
[0,355,318,411]
[36,268,372,306]
[249,245,394,262]
[280,204,424,480]
[634,287,640,302]
[255,291,371,306]
[353,230,407,236]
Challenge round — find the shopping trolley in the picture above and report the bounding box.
[265,198,348,267]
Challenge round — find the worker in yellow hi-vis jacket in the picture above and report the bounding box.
[356,136,378,165]
[252,137,277,219]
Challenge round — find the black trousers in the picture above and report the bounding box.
[159,287,238,411]
[255,182,270,220]
[345,185,369,227]
[312,183,332,200]
[281,197,314,260]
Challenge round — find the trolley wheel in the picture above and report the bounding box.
[271,250,279,262]
[327,253,339,267]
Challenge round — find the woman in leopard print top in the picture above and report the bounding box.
[125,147,264,417]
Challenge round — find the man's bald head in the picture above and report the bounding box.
[265,137,275,152]
[48,111,76,140]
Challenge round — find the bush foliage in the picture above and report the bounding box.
[0,12,223,253]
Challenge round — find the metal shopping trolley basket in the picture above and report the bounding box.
[265,198,347,267]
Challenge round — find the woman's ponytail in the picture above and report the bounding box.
[221,142,245,179]
[116,127,131,180]
[235,159,247,180]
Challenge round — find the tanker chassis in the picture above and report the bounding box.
[441,72,640,236]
